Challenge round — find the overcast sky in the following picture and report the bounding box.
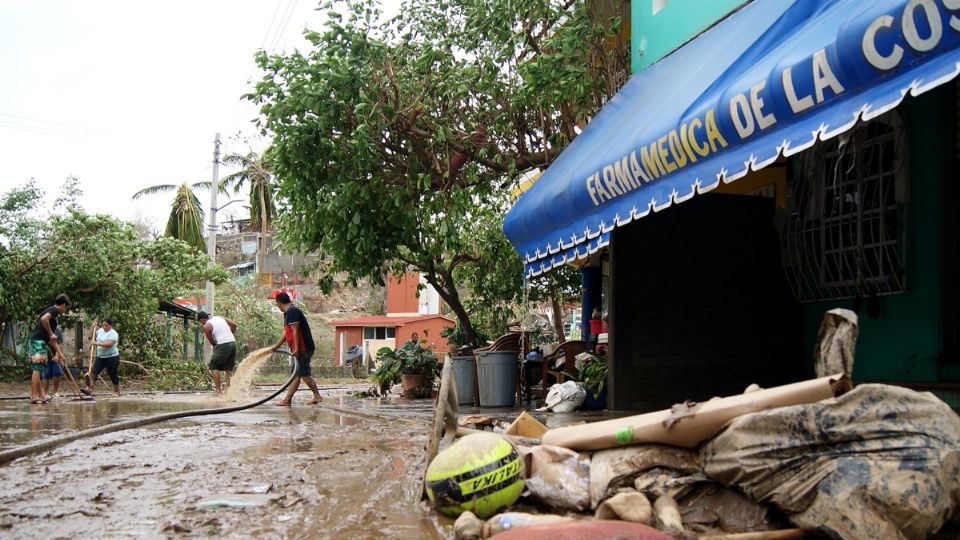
[0,1,397,232]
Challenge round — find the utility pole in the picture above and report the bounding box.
[204,133,221,360]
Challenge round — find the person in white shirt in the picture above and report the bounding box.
[198,311,238,397]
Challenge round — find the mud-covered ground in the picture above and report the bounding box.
[0,387,449,539]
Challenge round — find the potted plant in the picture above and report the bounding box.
[372,342,439,399]
[571,353,608,410]
[371,346,403,396]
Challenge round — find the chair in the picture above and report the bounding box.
[541,340,587,395]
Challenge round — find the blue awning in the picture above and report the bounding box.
[504,0,960,277]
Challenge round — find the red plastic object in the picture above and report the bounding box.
[589,320,604,335]
[488,520,674,540]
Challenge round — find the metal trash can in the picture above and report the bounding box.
[450,356,476,405]
[476,351,518,407]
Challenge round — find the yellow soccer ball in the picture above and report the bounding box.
[425,432,524,519]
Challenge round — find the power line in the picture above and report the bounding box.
[267,0,301,53]
[259,0,285,51]
[0,112,106,133]
[0,119,82,139]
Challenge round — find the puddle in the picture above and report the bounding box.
[0,392,444,538]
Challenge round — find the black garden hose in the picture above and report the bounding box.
[0,353,299,465]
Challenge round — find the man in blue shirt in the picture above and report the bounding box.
[270,292,322,406]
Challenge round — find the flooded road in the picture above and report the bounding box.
[0,391,447,539]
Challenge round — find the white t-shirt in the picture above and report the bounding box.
[207,316,236,345]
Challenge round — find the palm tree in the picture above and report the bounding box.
[220,151,275,273]
[132,182,208,252]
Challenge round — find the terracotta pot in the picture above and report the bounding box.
[401,373,424,399]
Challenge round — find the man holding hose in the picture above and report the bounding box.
[271,292,322,406]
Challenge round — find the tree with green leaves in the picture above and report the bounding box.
[0,181,228,361]
[131,182,210,252]
[248,0,626,344]
[220,151,276,272]
[456,197,581,341]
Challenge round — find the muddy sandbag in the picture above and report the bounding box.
[589,444,699,508]
[676,483,781,533]
[699,384,960,540]
[594,491,652,524]
[632,466,711,502]
[526,445,591,512]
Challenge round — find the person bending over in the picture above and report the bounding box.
[199,311,238,397]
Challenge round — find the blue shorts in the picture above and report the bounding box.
[43,359,63,380]
[294,350,314,377]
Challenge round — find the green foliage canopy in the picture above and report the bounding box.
[0,181,228,358]
[248,0,626,343]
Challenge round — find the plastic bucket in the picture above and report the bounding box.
[450,356,476,405]
[476,351,518,407]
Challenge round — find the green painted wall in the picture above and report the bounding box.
[802,87,949,382]
[631,0,748,73]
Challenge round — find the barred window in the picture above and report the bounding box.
[363,326,396,339]
[782,110,908,303]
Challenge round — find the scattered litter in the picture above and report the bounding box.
[504,412,547,439]
[454,511,483,540]
[525,445,590,512]
[429,310,960,538]
[536,381,585,413]
[277,515,292,522]
[651,495,682,537]
[590,444,699,508]
[483,512,574,537]
[458,415,507,432]
[197,494,276,508]
[235,483,272,495]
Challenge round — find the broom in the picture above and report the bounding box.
[81,322,96,396]
[58,355,92,401]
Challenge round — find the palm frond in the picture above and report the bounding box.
[131,184,178,200]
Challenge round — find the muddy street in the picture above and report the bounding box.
[0,391,447,539]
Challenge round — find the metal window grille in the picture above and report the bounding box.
[781,110,908,303]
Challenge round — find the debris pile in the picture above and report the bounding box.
[424,310,960,539]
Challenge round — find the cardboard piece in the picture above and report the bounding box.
[505,411,548,439]
[540,374,847,451]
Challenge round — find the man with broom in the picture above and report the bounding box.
[26,294,71,404]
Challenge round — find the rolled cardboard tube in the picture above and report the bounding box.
[541,374,847,451]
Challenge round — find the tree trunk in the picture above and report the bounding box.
[425,274,477,350]
[551,292,566,343]
[257,185,268,275]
